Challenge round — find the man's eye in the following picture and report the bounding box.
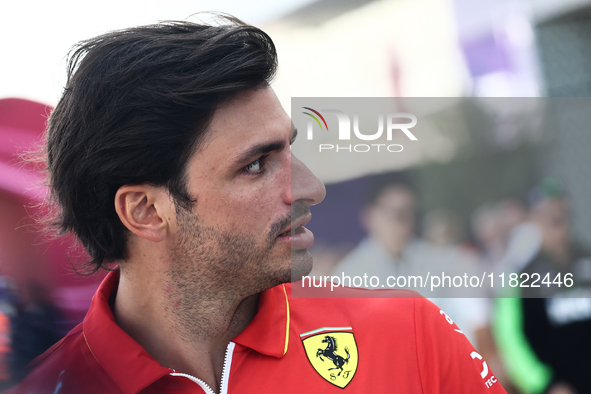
[242,155,268,175]
[246,159,261,172]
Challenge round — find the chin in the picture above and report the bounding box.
[289,249,314,282]
[251,249,313,293]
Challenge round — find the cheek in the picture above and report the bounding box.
[370,214,394,235]
[200,190,278,231]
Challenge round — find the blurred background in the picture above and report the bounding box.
[2,0,591,392]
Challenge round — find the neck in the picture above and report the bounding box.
[113,261,259,393]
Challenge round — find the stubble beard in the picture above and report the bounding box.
[165,206,312,341]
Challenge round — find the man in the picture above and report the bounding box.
[9,17,506,393]
[332,175,490,346]
[332,174,423,279]
[495,181,591,394]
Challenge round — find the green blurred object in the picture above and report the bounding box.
[493,287,552,394]
[539,177,563,199]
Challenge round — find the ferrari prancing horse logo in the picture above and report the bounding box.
[301,327,358,389]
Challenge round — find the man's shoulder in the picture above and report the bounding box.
[26,323,84,366]
[7,323,120,394]
[285,282,426,327]
[286,280,420,299]
[282,283,507,393]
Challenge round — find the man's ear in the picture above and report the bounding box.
[114,184,173,242]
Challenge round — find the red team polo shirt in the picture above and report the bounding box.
[9,271,506,393]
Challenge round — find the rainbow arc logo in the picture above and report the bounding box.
[302,107,329,131]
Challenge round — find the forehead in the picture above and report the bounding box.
[185,87,292,176]
[202,87,290,145]
[376,186,415,207]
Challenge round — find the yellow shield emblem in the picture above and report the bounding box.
[300,327,358,389]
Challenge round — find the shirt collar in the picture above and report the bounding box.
[231,283,291,358]
[83,270,171,394]
[83,271,291,393]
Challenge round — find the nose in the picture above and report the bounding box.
[290,153,326,207]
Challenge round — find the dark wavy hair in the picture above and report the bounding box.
[45,16,278,272]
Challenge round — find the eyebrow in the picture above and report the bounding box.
[232,128,298,167]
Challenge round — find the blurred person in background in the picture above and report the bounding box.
[421,208,491,345]
[332,175,489,347]
[472,199,543,289]
[423,209,469,248]
[496,200,529,240]
[423,208,512,389]
[471,203,507,271]
[495,179,591,394]
[497,199,542,277]
[332,173,424,280]
[471,201,537,394]
[9,284,61,384]
[0,277,12,391]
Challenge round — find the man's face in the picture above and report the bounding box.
[167,88,326,302]
[534,197,570,254]
[365,186,416,257]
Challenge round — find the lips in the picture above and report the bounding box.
[277,215,315,250]
[278,225,305,237]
